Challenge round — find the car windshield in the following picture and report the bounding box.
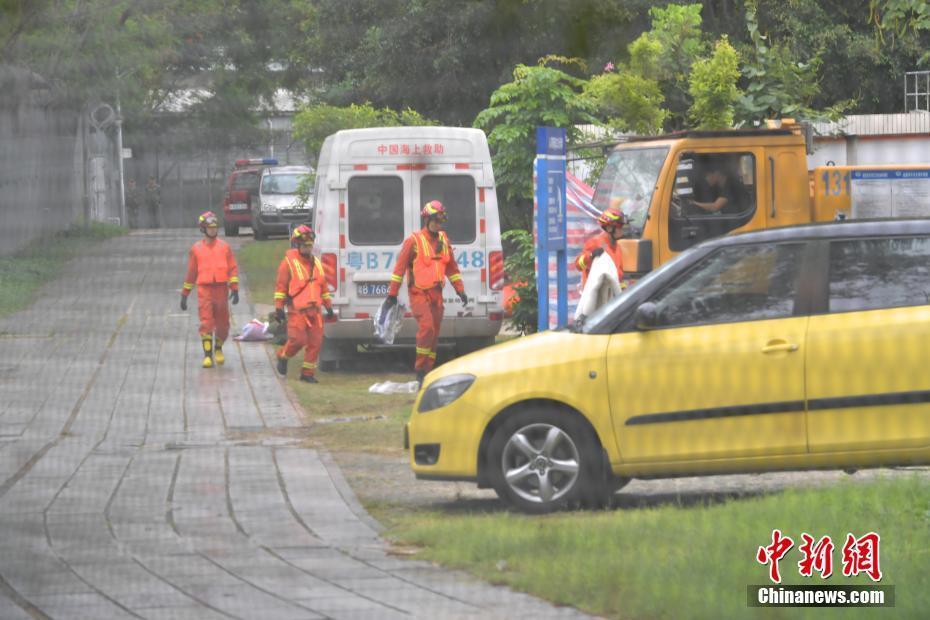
[262,173,304,194]
[577,247,696,333]
[592,146,669,237]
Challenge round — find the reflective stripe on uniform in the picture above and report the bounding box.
[183,282,194,290]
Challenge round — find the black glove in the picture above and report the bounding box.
[229,290,239,305]
[384,295,397,308]
[458,291,468,306]
[590,247,605,259]
[325,306,335,319]
[274,307,286,322]
[180,295,188,311]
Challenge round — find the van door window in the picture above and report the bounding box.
[669,152,757,252]
[347,176,405,245]
[421,175,476,245]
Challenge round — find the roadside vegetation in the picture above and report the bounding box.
[0,221,126,319]
[238,238,929,619]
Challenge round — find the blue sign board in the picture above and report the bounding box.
[535,127,568,331]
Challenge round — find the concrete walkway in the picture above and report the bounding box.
[0,230,589,619]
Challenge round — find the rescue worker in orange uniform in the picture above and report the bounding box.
[180,211,239,368]
[273,225,335,384]
[574,205,626,287]
[384,200,468,387]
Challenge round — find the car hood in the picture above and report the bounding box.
[261,194,312,209]
[428,329,609,383]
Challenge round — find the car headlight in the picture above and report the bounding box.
[418,374,476,413]
[261,203,277,213]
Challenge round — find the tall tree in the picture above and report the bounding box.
[474,57,599,231]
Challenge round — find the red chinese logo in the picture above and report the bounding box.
[756,529,794,584]
[798,533,834,579]
[758,530,882,583]
[841,532,882,582]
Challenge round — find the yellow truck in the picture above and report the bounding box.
[594,120,930,280]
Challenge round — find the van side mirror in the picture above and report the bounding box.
[634,302,659,330]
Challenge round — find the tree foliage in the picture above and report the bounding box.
[689,37,741,129]
[474,57,598,231]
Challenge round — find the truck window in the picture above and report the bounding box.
[593,146,668,237]
[668,152,757,252]
[420,175,476,245]
[348,176,405,245]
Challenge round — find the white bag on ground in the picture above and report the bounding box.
[374,298,405,345]
[368,381,420,394]
[233,318,274,341]
[574,252,622,321]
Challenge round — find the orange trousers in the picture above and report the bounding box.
[410,287,444,373]
[197,283,231,342]
[278,309,323,378]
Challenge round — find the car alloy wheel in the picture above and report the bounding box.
[501,422,581,505]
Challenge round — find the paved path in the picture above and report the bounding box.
[0,230,589,620]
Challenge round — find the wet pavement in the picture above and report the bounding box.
[0,229,590,619]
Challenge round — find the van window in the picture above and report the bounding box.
[348,176,404,245]
[828,236,930,313]
[668,152,757,252]
[421,175,476,245]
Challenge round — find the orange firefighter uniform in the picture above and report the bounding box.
[574,231,623,287]
[274,248,333,380]
[182,238,239,345]
[388,228,465,373]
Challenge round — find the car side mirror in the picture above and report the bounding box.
[634,302,659,330]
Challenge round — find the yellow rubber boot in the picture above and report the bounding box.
[201,336,214,368]
[214,339,225,365]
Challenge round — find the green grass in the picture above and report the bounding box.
[0,221,127,318]
[289,369,414,454]
[237,239,289,305]
[388,476,930,619]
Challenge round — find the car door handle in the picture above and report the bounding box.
[761,341,799,354]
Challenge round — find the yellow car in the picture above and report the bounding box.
[406,219,930,513]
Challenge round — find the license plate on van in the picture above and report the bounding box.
[229,202,248,210]
[357,282,389,297]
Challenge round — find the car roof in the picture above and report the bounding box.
[700,218,930,249]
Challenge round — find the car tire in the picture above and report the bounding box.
[487,406,606,514]
[254,223,267,240]
[224,223,239,237]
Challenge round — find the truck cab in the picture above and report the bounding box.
[594,127,813,282]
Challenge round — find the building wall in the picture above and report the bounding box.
[0,66,82,256]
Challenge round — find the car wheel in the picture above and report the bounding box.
[254,223,267,240]
[487,407,604,514]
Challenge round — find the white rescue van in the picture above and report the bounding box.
[312,127,504,363]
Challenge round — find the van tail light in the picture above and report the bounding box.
[321,253,338,292]
[488,251,504,291]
